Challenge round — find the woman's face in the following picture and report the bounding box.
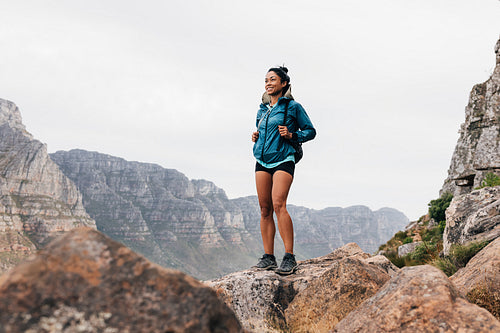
[265,71,287,96]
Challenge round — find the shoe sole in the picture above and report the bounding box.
[275,265,298,276]
[254,265,277,271]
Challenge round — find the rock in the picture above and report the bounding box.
[0,228,243,333]
[443,186,500,254]
[451,237,500,319]
[332,265,500,332]
[0,99,96,273]
[398,241,422,256]
[285,257,390,332]
[207,243,393,332]
[362,254,399,277]
[441,36,500,196]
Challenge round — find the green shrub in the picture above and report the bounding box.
[449,241,489,268]
[394,231,407,241]
[438,220,446,234]
[477,172,500,189]
[403,237,413,244]
[410,242,441,263]
[428,192,453,222]
[431,258,457,277]
[421,225,443,243]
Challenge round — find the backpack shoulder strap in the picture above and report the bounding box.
[282,99,291,126]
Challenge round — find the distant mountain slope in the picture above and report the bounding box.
[0,99,96,273]
[52,149,408,279]
[50,149,261,279]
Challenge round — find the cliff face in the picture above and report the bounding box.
[441,37,500,196]
[50,149,262,280]
[0,99,96,273]
[51,149,409,279]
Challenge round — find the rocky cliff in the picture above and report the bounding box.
[50,149,262,280]
[51,149,409,280]
[0,99,96,273]
[441,37,500,196]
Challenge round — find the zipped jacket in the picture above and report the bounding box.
[253,97,316,164]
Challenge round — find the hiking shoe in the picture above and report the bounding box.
[253,254,277,270]
[275,253,298,275]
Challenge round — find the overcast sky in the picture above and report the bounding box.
[1,1,499,220]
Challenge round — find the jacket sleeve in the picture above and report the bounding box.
[293,102,316,143]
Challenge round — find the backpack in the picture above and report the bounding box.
[283,99,303,163]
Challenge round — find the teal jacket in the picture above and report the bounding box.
[253,97,316,164]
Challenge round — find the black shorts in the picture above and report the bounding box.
[255,161,295,177]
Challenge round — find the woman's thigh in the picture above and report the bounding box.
[255,171,273,212]
[272,171,293,206]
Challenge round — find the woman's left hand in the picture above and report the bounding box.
[278,125,292,139]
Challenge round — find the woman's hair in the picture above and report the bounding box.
[268,66,290,94]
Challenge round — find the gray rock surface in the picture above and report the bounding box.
[443,186,500,254]
[0,99,95,273]
[441,36,500,196]
[398,241,422,257]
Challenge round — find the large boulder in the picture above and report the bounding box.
[451,237,500,319]
[285,256,390,332]
[208,243,397,332]
[0,228,243,333]
[333,265,500,332]
[443,186,500,255]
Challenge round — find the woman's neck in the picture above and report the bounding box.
[270,94,283,106]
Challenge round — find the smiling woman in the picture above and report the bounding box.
[251,66,316,275]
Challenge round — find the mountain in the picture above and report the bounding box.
[50,149,262,280]
[51,149,409,279]
[0,99,96,273]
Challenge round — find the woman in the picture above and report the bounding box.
[251,66,316,275]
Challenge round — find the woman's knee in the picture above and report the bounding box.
[260,205,273,218]
[273,200,286,214]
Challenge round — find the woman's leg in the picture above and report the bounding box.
[272,171,294,254]
[255,171,275,255]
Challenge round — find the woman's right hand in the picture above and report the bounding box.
[252,131,259,142]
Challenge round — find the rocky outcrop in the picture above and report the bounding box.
[451,237,500,319]
[443,186,500,254]
[441,36,500,196]
[207,243,397,332]
[0,99,95,273]
[398,241,422,256]
[51,149,409,279]
[333,265,500,332]
[0,228,243,333]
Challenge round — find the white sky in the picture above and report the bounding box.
[1,0,499,220]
